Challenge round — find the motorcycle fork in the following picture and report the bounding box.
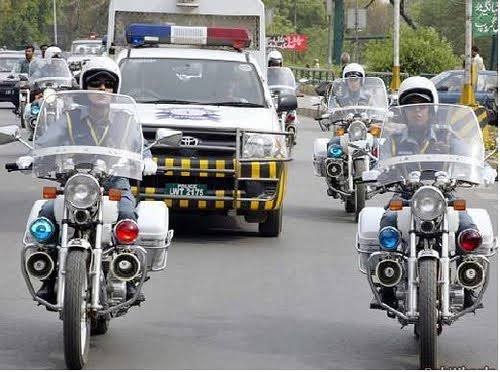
[440,214,451,318]
[407,217,418,317]
[89,203,104,311]
[56,207,69,310]
[347,151,353,192]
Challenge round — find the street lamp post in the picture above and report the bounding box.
[53,0,58,45]
[460,0,475,106]
[389,0,401,92]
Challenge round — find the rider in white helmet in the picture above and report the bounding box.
[34,57,156,303]
[337,62,370,106]
[44,46,63,59]
[268,50,283,67]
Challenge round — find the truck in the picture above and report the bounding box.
[106,0,297,236]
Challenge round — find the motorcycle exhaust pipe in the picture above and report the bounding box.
[325,159,343,178]
[111,253,141,282]
[457,260,485,289]
[26,251,54,280]
[375,259,403,287]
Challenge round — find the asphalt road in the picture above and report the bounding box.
[0,102,497,369]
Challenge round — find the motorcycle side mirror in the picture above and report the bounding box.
[361,170,380,183]
[143,129,183,152]
[7,74,14,79]
[19,74,28,82]
[277,94,298,112]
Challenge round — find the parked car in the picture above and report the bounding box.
[0,52,24,105]
[431,70,498,125]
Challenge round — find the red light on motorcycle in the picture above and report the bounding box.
[285,113,296,124]
[43,187,57,199]
[335,128,345,136]
[458,229,482,252]
[114,219,139,245]
[453,199,466,211]
[370,125,381,137]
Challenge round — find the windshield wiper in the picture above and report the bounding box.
[204,101,265,107]
[139,99,204,105]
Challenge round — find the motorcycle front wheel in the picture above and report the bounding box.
[417,258,438,370]
[63,250,90,370]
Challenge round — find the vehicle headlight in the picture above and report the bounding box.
[411,186,446,221]
[348,120,367,141]
[64,174,101,210]
[242,133,288,159]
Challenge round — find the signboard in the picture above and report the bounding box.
[473,0,498,36]
[267,34,309,52]
[346,8,367,30]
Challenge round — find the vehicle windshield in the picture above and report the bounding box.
[120,58,266,107]
[29,59,72,81]
[33,91,143,180]
[267,67,296,88]
[328,77,388,109]
[432,71,498,93]
[377,104,485,185]
[71,42,102,55]
[0,57,23,72]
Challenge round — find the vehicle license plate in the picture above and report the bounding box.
[5,89,13,95]
[165,183,207,197]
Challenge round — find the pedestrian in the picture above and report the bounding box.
[341,52,351,73]
[472,45,485,71]
[17,44,35,74]
[313,59,320,69]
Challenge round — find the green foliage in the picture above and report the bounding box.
[364,26,461,74]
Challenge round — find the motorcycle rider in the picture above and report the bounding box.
[44,46,64,59]
[26,57,157,303]
[335,63,371,107]
[11,45,36,114]
[268,50,283,67]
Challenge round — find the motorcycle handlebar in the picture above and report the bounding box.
[5,163,19,171]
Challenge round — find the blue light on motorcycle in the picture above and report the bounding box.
[327,144,343,158]
[378,227,400,250]
[30,217,55,243]
[31,105,40,116]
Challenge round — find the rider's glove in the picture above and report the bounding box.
[16,155,33,169]
[142,157,158,176]
[483,164,497,186]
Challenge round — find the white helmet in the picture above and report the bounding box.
[44,46,63,59]
[342,63,365,78]
[268,50,283,67]
[80,56,121,93]
[398,76,439,105]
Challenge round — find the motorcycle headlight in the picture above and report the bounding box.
[64,174,101,210]
[348,120,367,141]
[242,133,288,159]
[411,186,446,221]
[43,88,57,103]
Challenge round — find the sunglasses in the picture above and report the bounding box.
[345,72,363,78]
[87,79,115,89]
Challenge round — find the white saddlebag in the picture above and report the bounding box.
[136,201,172,272]
[313,138,330,177]
[356,207,385,273]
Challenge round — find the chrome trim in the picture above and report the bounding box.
[90,203,103,310]
[407,217,417,317]
[56,207,69,311]
[441,215,451,317]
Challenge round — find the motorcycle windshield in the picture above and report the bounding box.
[267,67,296,91]
[328,77,388,110]
[377,104,485,185]
[33,91,144,180]
[29,59,72,81]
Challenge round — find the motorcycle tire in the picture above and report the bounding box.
[259,207,283,237]
[19,102,26,129]
[354,159,367,222]
[345,197,355,213]
[63,249,90,370]
[418,258,438,370]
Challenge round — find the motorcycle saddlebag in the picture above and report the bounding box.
[313,138,330,177]
[356,207,385,273]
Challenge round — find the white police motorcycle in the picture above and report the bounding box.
[0,91,180,369]
[313,77,388,220]
[356,104,497,369]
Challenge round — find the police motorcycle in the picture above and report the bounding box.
[356,104,497,369]
[313,76,388,220]
[21,58,76,136]
[0,91,181,369]
[267,66,300,146]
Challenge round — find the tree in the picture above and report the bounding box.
[364,26,460,74]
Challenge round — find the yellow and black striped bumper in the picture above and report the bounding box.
[132,157,288,211]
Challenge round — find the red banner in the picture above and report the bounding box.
[267,34,309,52]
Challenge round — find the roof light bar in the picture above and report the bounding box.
[125,24,251,49]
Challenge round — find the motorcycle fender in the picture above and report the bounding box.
[313,138,329,159]
[67,238,92,250]
[417,249,440,260]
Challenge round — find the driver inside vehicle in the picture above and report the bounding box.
[32,57,157,304]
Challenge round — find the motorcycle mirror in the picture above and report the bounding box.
[156,128,182,146]
[0,125,19,145]
[277,94,298,112]
[19,74,28,82]
[361,170,380,182]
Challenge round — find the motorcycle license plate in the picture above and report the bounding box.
[165,183,207,197]
[5,89,13,95]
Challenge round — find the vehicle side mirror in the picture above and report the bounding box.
[19,74,28,82]
[0,125,19,145]
[277,94,298,112]
[7,74,14,79]
[156,128,182,146]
